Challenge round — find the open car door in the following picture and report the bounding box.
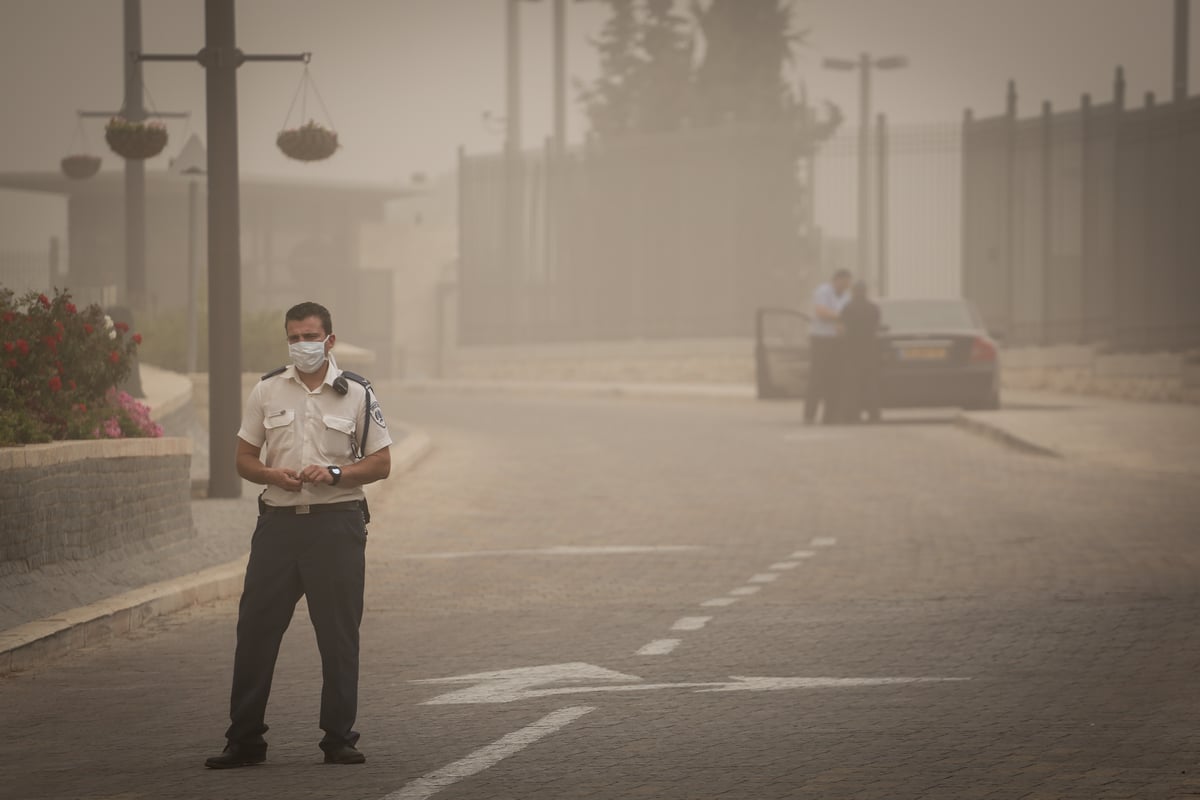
[755,307,810,399]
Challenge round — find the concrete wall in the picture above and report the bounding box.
[0,438,193,575]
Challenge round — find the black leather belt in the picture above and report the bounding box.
[262,500,364,515]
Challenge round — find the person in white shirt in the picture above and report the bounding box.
[206,302,392,770]
[805,269,853,424]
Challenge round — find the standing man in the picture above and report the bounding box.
[206,301,392,769]
[839,280,883,423]
[805,268,853,425]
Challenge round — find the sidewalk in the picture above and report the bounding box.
[960,389,1200,478]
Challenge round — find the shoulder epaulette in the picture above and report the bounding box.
[340,370,372,390]
[260,365,288,381]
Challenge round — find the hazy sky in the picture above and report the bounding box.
[0,0,1195,188]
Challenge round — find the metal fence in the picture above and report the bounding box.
[963,74,1200,350]
[813,122,962,300]
[457,124,817,346]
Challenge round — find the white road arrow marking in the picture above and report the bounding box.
[414,662,968,705]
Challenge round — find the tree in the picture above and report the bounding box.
[690,0,805,127]
[632,0,695,133]
[578,0,643,139]
[579,0,840,141]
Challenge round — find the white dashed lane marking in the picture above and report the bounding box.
[790,550,816,559]
[769,561,800,570]
[636,639,682,656]
[749,573,780,584]
[701,598,738,608]
[810,537,838,547]
[670,616,713,632]
[729,586,762,596]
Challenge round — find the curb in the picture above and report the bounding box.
[953,413,1062,459]
[0,429,434,676]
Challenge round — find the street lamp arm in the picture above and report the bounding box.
[822,57,858,71]
[874,55,910,70]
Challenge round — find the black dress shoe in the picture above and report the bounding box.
[323,744,366,765]
[204,744,267,769]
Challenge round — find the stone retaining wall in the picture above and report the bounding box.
[0,438,194,576]
[1001,346,1200,404]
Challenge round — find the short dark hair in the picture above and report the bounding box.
[285,302,333,336]
[833,268,852,281]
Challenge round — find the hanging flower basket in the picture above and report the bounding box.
[277,121,339,162]
[61,154,102,180]
[105,117,168,160]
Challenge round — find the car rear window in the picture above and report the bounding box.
[879,300,978,332]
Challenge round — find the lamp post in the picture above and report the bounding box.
[134,0,310,498]
[822,53,908,290]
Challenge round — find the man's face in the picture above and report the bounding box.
[285,316,334,356]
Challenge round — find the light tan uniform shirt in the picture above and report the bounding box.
[237,354,393,508]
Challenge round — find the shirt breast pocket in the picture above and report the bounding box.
[262,408,296,455]
[322,414,357,461]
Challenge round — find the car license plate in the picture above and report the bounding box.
[899,347,947,361]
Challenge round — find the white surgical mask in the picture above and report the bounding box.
[289,336,329,373]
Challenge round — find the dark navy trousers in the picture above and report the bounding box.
[225,508,366,752]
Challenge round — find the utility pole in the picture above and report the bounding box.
[553,0,566,152]
[1175,0,1190,102]
[506,0,522,155]
[136,0,309,498]
[79,0,186,310]
[123,0,146,309]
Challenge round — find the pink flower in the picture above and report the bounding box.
[48,376,62,393]
[16,339,29,355]
[83,323,94,335]
[109,350,120,364]
[65,303,77,315]
[114,321,129,333]
[132,333,143,345]
[38,294,50,308]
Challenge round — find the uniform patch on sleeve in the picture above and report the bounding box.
[369,399,387,428]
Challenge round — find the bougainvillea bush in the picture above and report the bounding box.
[0,287,161,445]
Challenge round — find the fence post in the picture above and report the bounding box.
[1004,80,1018,342]
[1080,93,1092,344]
[1111,67,1125,347]
[1040,100,1054,346]
[876,112,889,297]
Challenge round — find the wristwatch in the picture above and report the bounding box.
[327,465,342,486]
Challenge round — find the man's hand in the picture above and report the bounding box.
[300,464,335,485]
[269,468,304,492]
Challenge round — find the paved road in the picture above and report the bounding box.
[3,392,1198,800]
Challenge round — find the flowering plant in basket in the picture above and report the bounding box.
[277,120,339,162]
[105,117,168,160]
[0,287,158,445]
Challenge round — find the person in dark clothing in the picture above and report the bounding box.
[838,281,883,423]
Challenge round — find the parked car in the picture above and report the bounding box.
[755,298,1001,411]
[876,298,1000,411]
